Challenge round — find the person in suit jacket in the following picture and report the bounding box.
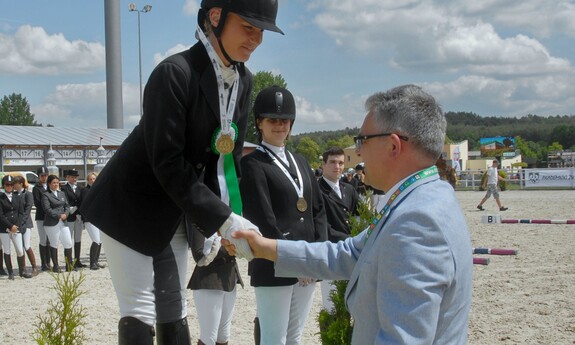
[229,85,473,345]
[41,175,73,273]
[339,168,358,190]
[32,166,52,271]
[13,175,39,277]
[61,169,85,268]
[187,222,243,345]
[79,1,284,344]
[80,172,104,270]
[239,86,328,345]
[317,147,359,311]
[0,175,32,279]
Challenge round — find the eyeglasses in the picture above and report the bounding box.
[353,133,409,150]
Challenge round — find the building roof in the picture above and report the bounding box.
[0,125,131,147]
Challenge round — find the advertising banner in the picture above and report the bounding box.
[524,168,575,188]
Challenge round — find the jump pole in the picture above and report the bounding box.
[481,215,575,224]
[473,247,518,255]
[473,257,490,265]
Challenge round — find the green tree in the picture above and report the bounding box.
[0,93,39,125]
[246,71,287,143]
[295,136,321,168]
[325,135,355,151]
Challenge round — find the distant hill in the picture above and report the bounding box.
[292,113,575,151]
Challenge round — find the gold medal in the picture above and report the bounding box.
[216,134,235,154]
[296,197,308,212]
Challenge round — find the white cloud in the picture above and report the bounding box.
[183,0,200,16]
[153,44,191,65]
[31,82,144,129]
[0,25,105,75]
[423,72,575,116]
[309,0,572,77]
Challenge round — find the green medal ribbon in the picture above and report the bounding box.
[212,123,243,215]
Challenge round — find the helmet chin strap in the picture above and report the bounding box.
[217,36,239,66]
[212,8,239,66]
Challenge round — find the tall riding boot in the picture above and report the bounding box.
[26,248,39,276]
[50,247,61,273]
[118,317,155,345]
[96,243,106,268]
[0,249,6,276]
[253,317,261,345]
[74,242,86,268]
[17,255,33,278]
[4,254,14,280]
[46,240,56,268]
[89,242,100,270]
[156,317,191,345]
[39,244,50,271]
[64,248,76,272]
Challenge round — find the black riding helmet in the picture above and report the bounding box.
[198,0,284,65]
[253,85,296,143]
[254,85,296,120]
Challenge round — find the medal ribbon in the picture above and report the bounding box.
[198,27,242,215]
[364,165,438,243]
[260,145,305,200]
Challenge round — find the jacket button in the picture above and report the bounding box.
[300,217,304,222]
[196,163,203,169]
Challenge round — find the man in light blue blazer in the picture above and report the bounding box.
[228,85,473,344]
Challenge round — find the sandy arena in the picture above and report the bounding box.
[1,190,574,344]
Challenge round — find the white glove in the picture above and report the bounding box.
[198,235,221,267]
[203,233,218,256]
[219,213,261,261]
[298,277,316,287]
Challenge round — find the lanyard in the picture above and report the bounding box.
[261,146,304,199]
[365,165,438,242]
[196,27,239,138]
[197,26,243,214]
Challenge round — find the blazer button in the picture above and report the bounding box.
[300,217,304,222]
[196,163,203,169]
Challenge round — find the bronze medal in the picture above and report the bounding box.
[296,197,308,212]
[216,134,235,154]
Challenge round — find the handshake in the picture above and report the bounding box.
[219,212,261,260]
[218,213,278,262]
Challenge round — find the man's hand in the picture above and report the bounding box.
[222,230,278,262]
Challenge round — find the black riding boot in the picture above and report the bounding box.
[96,243,106,268]
[89,242,100,270]
[118,317,155,345]
[64,248,75,271]
[39,244,50,271]
[74,242,86,268]
[254,317,261,345]
[156,317,191,345]
[50,247,61,273]
[4,254,14,280]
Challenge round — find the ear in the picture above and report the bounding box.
[389,133,403,158]
[209,8,222,27]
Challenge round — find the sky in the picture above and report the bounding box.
[1,0,575,135]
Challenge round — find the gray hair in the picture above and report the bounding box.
[365,84,446,160]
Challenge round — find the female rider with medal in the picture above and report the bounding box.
[80,1,284,344]
[239,86,328,345]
